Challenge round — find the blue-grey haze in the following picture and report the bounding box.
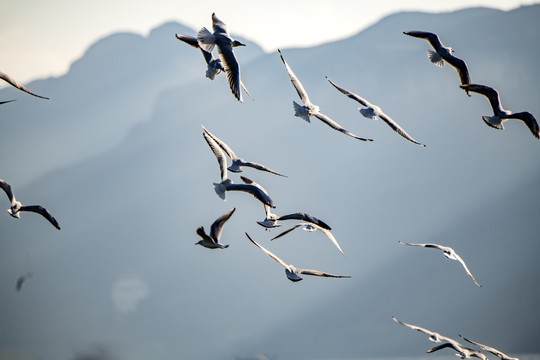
[0,5,539,360]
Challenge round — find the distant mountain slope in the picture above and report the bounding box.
[0,5,538,360]
[0,21,265,187]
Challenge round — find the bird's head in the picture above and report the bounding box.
[232,40,246,47]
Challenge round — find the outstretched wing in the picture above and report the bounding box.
[377,112,426,147]
[226,184,275,208]
[277,212,331,230]
[19,205,61,230]
[313,112,373,142]
[202,128,228,182]
[297,268,350,278]
[452,251,482,287]
[0,71,49,99]
[0,179,16,205]
[460,84,503,114]
[241,160,287,177]
[506,111,540,139]
[209,208,235,241]
[326,77,371,108]
[278,49,312,106]
[245,232,289,270]
[202,126,237,160]
[403,31,444,51]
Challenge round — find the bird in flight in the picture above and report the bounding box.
[0,71,49,99]
[195,208,235,249]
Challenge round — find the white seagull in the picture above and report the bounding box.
[398,241,481,287]
[245,232,351,282]
[326,77,426,146]
[196,208,235,249]
[403,31,471,96]
[197,13,246,102]
[0,71,49,99]
[459,334,519,360]
[392,316,457,344]
[460,84,539,139]
[271,222,344,255]
[278,49,373,142]
[202,126,287,177]
[427,342,488,360]
[0,179,60,230]
[202,129,275,208]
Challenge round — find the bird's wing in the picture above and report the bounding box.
[245,232,290,270]
[217,43,243,102]
[460,84,503,114]
[399,241,439,249]
[392,316,435,335]
[270,224,303,241]
[441,53,471,88]
[240,160,287,177]
[453,251,482,287]
[18,205,61,230]
[317,226,344,255]
[296,268,351,278]
[0,71,49,99]
[326,77,371,107]
[278,49,312,106]
[202,126,237,159]
[313,112,373,142]
[211,12,229,35]
[0,179,16,205]
[276,212,331,230]
[209,208,235,241]
[459,335,512,360]
[225,184,275,208]
[403,31,443,51]
[174,34,200,48]
[203,129,228,182]
[426,342,459,354]
[505,112,540,139]
[377,112,426,147]
[196,226,212,242]
[0,99,16,105]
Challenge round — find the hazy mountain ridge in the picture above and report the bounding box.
[0,5,539,360]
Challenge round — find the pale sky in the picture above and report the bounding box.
[1,0,537,83]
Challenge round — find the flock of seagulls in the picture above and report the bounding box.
[2,10,532,359]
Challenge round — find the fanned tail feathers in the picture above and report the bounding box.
[427,50,445,67]
[293,101,311,122]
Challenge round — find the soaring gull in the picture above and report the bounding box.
[399,241,481,287]
[271,222,344,255]
[278,49,372,142]
[197,13,246,102]
[0,71,49,99]
[202,128,275,208]
[460,84,539,139]
[245,232,351,282]
[202,126,287,177]
[195,208,235,249]
[459,334,519,360]
[0,179,60,230]
[326,77,425,146]
[403,31,471,96]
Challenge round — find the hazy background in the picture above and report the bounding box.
[1,2,539,360]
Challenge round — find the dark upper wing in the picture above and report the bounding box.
[507,111,540,139]
[0,99,16,105]
[175,34,214,65]
[211,12,229,35]
[217,43,242,102]
[202,129,228,182]
[226,184,275,208]
[209,208,235,241]
[460,84,503,114]
[0,179,16,204]
[441,53,471,88]
[313,112,373,142]
[270,224,303,241]
[0,71,49,99]
[377,112,426,147]
[18,205,61,230]
[403,31,443,51]
[277,212,331,230]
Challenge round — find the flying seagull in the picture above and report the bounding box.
[0,71,49,99]
[197,13,246,102]
[459,334,519,360]
[257,209,332,233]
[195,208,235,249]
[202,126,287,177]
[460,84,539,139]
[398,241,481,287]
[271,222,344,255]
[427,342,488,360]
[403,31,471,96]
[0,179,60,230]
[202,129,275,208]
[392,316,456,343]
[326,77,425,146]
[245,232,351,282]
[278,49,373,142]
[15,272,33,292]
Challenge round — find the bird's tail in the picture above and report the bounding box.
[293,101,311,123]
[427,50,445,67]
[359,107,376,120]
[197,27,216,53]
[481,115,504,130]
[213,182,228,200]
